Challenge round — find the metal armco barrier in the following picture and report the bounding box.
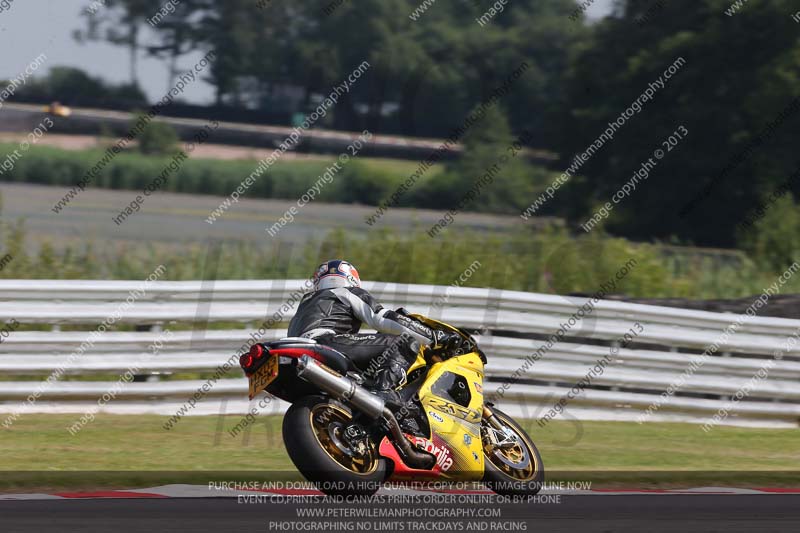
[1,280,798,428]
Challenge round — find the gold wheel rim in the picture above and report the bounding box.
[309,403,379,475]
[482,412,539,481]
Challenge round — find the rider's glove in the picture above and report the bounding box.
[432,330,462,352]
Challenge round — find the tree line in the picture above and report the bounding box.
[6,0,800,257]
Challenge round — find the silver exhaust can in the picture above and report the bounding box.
[295,355,386,419]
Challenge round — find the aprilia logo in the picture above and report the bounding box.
[414,437,453,471]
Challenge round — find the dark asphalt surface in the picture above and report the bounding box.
[2,495,799,533]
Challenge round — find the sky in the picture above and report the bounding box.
[0,0,615,106]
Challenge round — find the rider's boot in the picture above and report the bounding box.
[370,358,407,411]
[364,358,429,438]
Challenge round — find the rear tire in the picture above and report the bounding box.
[482,406,544,496]
[282,396,386,496]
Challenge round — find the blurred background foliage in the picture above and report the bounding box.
[1,187,793,300]
[2,0,800,290]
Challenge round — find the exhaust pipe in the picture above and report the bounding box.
[295,355,386,419]
[382,406,436,470]
[295,355,436,470]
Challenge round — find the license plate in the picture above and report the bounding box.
[248,356,278,399]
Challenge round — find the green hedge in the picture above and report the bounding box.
[0,143,443,207]
[1,143,325,199]
[0,143,561,214]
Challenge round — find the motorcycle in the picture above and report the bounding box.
[239,314,544,496]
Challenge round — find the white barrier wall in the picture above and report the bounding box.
[1,280,798,428]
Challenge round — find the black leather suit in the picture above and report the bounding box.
[287,287,437,391]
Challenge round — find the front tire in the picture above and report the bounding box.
[481,406,544,496]
[282,396,386,496]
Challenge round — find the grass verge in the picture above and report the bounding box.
[1,414,797,491]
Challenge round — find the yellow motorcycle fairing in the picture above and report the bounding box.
[402,315,486,479]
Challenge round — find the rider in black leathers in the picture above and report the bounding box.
[287,260,460,405]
